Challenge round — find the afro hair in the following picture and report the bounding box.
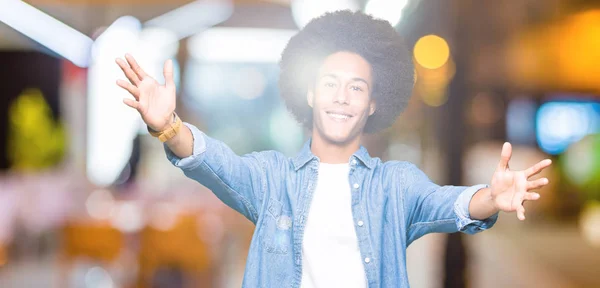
[279,10,414,133]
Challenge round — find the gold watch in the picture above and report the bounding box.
[148,112,182,142]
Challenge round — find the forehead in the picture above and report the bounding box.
[317,51,372,83]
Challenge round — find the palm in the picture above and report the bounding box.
[490,143,552,220]
[137,78,175,129]
[116,54,176,131]
[491,170,526,211]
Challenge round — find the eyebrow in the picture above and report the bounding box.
[321,73,370,89]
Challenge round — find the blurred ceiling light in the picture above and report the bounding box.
[364,0,409,27]
[90,16,142,66]
[87,16,142,188]
[188,28,297,63]
[291,0,360,29]
[91,16,142,63]
[145,0,233,40]
[137,27,179,60]
[414,34,450,70]
[0,0,93,67]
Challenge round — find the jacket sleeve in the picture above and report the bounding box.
[164,123,268,224]
[400,163,499,245]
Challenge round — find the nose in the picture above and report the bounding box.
[334,88,349,105]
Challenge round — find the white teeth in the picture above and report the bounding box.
[328,113,350,120]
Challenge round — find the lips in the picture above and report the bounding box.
[326,110,354,121]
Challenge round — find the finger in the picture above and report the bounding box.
[517,205,526,221]
[523,192,541,201]
[163,59,175,89]
[125,53,148,80]
[526,178,549,190]
[511,192,523,213]
[123,98,140,111]
[497,142,512,171]
[525,159,552,178]
[116,58,140,86]
[116,79,140,100]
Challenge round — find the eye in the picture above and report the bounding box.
[350,85,364,92]
[324,82,337,88]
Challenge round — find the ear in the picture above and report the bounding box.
[368,99,376,116]
[307,89,315,108]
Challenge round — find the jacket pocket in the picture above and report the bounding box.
[260,198,293,255]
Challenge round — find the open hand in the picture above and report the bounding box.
[490,142,552,220]
[115,54,176,131]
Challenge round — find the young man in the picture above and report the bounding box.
[116,10,551,288]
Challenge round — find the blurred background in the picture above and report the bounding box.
[1,0,600,287]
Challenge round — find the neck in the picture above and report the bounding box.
[310,131,361,164]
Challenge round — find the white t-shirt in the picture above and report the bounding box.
[300,163,367,288]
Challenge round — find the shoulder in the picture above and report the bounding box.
[246,150,291,171]
[377,160,430,190]
[378,159,421,175]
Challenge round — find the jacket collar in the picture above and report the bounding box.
[292,138,375,171]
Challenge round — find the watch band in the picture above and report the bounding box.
[148,112,182,142]
[147,112,175,134]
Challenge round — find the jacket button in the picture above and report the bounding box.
[353,183,359,189]
[357,220,364,227]
[364,257,371,263]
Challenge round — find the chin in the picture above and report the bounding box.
[322,129,356,145]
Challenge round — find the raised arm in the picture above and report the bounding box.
[115,54,268,223]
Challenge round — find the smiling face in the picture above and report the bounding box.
[307,51,376,146]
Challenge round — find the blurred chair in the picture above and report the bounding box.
[60,221,124,287]
[137,214,213,288]
[61,221,124,262]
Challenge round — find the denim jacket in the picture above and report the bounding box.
[165,123,499,288]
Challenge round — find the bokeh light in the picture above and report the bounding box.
[364,0,409,27]
[110,201,144,233]
[580,200,600,248]
[414,34,450,70]
[291,0,359,29]
[85,189,115,220]
[562,134,600,199]
[414,56,455,107]
[536,101,600,155]
[84,266,114,288]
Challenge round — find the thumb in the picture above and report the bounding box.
[163,59,175,89]
[498,142,512,171]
